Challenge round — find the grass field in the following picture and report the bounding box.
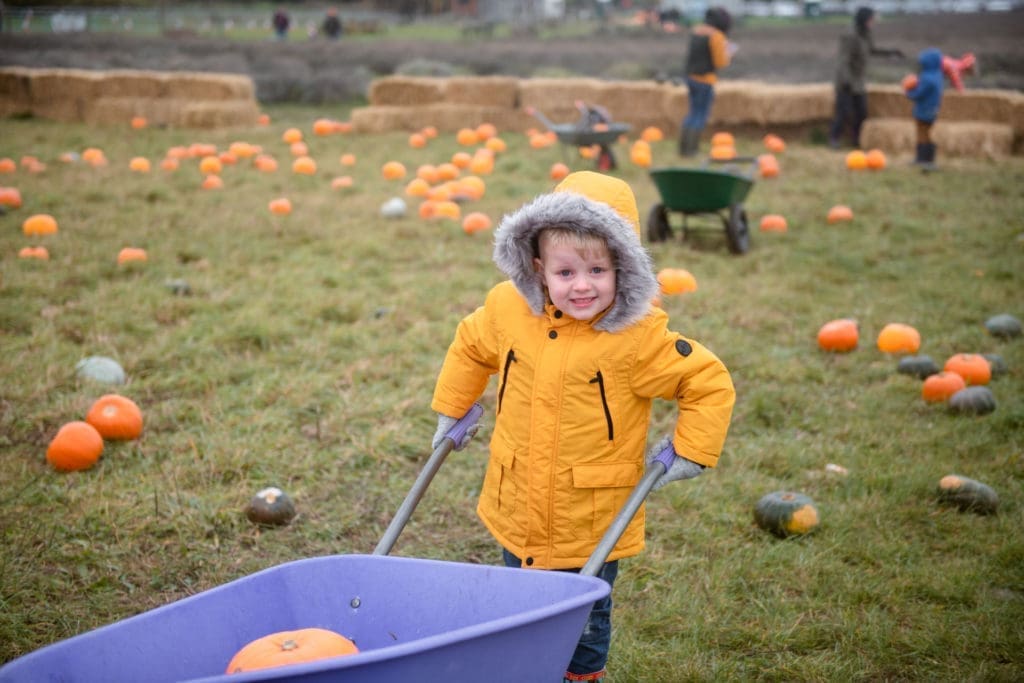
[1,105,1022,680]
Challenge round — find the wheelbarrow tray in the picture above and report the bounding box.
[548,122,631,147]
[0,554,609,683]
[650,166,753,214]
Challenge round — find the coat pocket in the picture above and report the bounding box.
[485,439,518,514]
[571,461,641,536]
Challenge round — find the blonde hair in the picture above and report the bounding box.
[537,227,612,262]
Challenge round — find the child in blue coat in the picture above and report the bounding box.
[905,48,945,171]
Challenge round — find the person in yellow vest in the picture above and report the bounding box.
[431,171,735,682]
[679,6,736,156]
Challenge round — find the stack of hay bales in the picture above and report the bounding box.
[863,84,1023,157]
[353,75,529,133]
[0,67,259,129]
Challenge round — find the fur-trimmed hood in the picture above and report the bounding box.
[492,171,658,333]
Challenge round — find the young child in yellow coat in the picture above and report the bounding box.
[431,171,735,681]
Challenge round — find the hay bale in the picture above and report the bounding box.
[594,80,675,132]
[163,72,255,101]
[518,78,606,124]
[173,99,260,129]
[0,67,32,117]
[861,117,1013,158]
[860,117,916,152]
[867,84,911,118]
[939,88,1022,126]
[350,105,422,133]
[95,69,169,98]
[444,76,520,108]
[83,96,178,127]
[756,83,834,124]
[27,68,103,122]
[934,120,1014,158]
[368,76,446,106]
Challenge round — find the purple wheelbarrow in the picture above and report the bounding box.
[0,405,676,683]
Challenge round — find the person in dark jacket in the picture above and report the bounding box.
[272,8,290,41]
[678,6,735,157]
[828,6,904,149]
[905,48,945,171]
[321,7,342,40]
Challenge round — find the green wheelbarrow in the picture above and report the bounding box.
[646,157,758,255]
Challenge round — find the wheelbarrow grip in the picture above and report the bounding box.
[373,403,484,556]
[580,443,675,577]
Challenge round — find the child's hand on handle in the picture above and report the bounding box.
[645,435,705,490]
[432,410,482,451]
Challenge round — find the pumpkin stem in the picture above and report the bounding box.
[281,639,299,651]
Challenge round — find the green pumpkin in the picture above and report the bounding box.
[984,313,1021,339]
[937,474,998,515]
[897,354,939,379]
[245,487,297,526]
[754,491,819,538]
[949,386,996,415]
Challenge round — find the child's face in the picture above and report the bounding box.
[534,235,616,322]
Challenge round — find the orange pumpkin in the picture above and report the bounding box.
[826,205,854,224]
[0,157,16,173]
[456,175,486,201]
[421,125,438,139]
[22,214,58,236]
[944,353,991,385]
[456,128,479,146]
[160,158,180,172]
[86,394,143,440]
[282,128,303,144]
[226,628,358,674]
[46,421,104,472]
[432,200,461,221]
[199,155,223,175]
[901,73,919,91]
[845,150,868,170]
[876,323,921,354]
[475,122,498,140]
[201,174,224,190]
[292,156,317,175]
[404,177,431,197]
[18,246,50,260]
[817,318,858,352]
[130,116,148,130]
[485,137,507,153]
[381,160,407,180]
[710,131,734,147]
[331,175,353,189]
[254,155,278,173]
[0,186,23,208]
[629,143,652,168]
[468,153,494,176]
[865,149,887,170]
[549,162,570,181]
[759,214,787,232]
[117,247,148,265]
[641,126,664,142]
[462,211,492,234]
[313,118,337,136]
[408,132,427,148]
[129,157,151,173]
[657,268,697,295]
[921,371,967,403]
[709,144,736,160]
[339,153,356,167]
[757,154,780,178]
[268,198,293,215]
[763,134,786,153]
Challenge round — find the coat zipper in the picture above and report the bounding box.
[497,349,516,413]
[589,370,614,440]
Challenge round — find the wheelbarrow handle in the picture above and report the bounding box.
[580,443,676,577]
[373,403,484,556]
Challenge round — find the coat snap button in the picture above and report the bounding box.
[548,330,558,339]
[554,310,563,318]
[525,557,534,566]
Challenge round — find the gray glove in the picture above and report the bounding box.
[646,435,705,491]
[431,412,480,451]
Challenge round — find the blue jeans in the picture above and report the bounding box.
[502,548,619,677]
[682,77,715,132]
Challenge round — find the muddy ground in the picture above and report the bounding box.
[2,11,1022,103]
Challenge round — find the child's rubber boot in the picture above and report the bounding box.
[564,670,606,681]
[918,143,938,173]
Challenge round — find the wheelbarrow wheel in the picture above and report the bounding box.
[723,203,750,254]
[647,203,671,243]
